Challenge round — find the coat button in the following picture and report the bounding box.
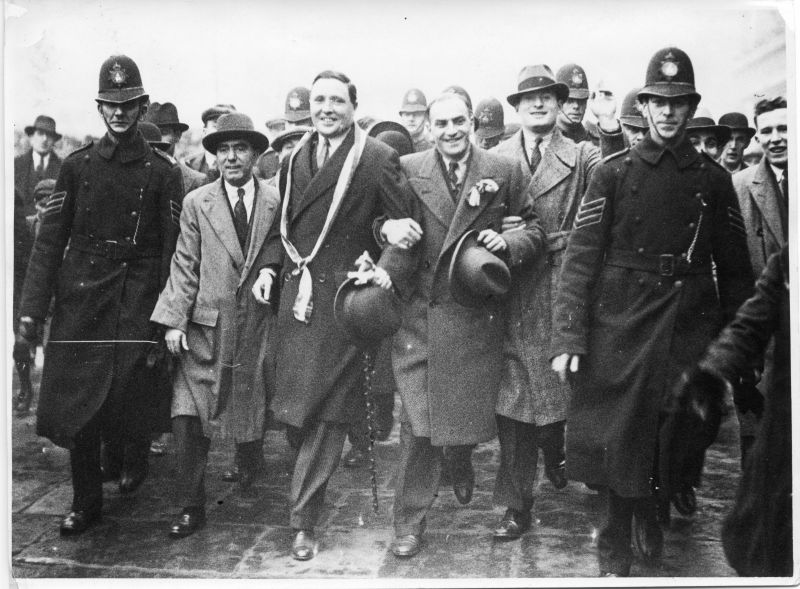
[125,236,132,242]
[637,247,645,254]
[631,185,638,193]
[145,161,151,167]
[83,181,90,187]
[625,157,632,165]
[689,222,696,229]
[695,192,703,199]
[423,260,431,269]
[674,280,683,288]
[638,277,645,286]
[121,262,128,268]
[634,216,642,223]
[131,211,138,217]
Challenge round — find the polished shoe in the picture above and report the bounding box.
[221,464,240,483]
[391,534,422,558]
[119,460,148,494]
[450,454,475,505]
[291,529,316,561]
[545,464,568,490]
[60,509,101,536]
[633,512,664,562]
[168,507,206,538]
[492,508,531,540]
[671,486,697,516]
[343,446,368,468]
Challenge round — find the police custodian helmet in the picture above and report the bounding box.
[96,55,148,104]
[637,47,701,103]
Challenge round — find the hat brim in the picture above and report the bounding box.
[285,111,311,123]
[148,141,173,152]
[399,105,427,114]
[24,125,62,141]
[96,89,149,104]
[724,126,757,140]
[202,129,270,154]
[620,116,648,129]
[475,126,505,140]
[507,82,569,107]
[271,128,310,153]
[637,85,700,101]
[567,88,591,100]
[157,122,189,133]
[448,229,510,308]
[687,124,732,145]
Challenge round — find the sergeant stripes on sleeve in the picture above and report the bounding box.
[170,201,182,227]
[727,206,747,238]
[573,197,606,229]
[41,191,67,219]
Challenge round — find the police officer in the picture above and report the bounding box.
[256,87,312,180]
[398,88,434,152]
[473,97,505,150]
[550,47,753,576]
[555,63,599,146]
[18,55,183,536]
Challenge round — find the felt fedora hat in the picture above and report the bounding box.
[24,115,62,140]
[448,230,511,308]
[139,121,172,152]
[507,64,569,107]
[202,113,270,154]
[367,120,414,157]
[145,102,189,132]
[334,277,403,347]
[718,112,756,140]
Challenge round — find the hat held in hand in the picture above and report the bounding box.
[449,229,511,308]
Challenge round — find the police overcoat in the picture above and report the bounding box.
[392,147,545,446]
[264,127,417,428]
[494,129,600,425]
[20,132,183,448]
[151,177,280,440]
[550,134,754,496]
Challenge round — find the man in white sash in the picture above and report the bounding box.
[252,70,418,561]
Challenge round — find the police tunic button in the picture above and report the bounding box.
[121,262,128,267]
[635,216,642,223]
[631,185,638,192]
[638,278,645,286]
[674,280,683,288]
[689,222,696,229]
[695,192,703,199]
[131,211,138,217]
[84,181,90,187]
[145,161,151,167]
[625,157,632,165]
[699,163,705,169]
[84,155,90,161]
[637,247,645,254]
[125,236,132,242]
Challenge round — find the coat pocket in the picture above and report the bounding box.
[191,304,219,327]
[186,323,217,364]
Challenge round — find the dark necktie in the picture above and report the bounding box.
[529,137,542,173]
[448,161,460,200]
[780,170,789,239]
[35,157,44,175]
[318,138,330,170]
[234,187,248,251]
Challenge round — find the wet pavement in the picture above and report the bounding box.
[11,363,744,581]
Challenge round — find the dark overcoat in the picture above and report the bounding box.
[20,132,183,448]
[550,135,754,497]
[14,149,63,216]
[494,129,600,425]
[264,127,417,428]
[392,147,545,446]
[151,177,279,440]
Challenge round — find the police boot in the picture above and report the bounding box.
[119,439,150,494]
[633,496,664,563]
[13,360,34,416]
[598,491,634,577]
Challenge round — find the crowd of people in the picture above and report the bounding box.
[12,45,790,578]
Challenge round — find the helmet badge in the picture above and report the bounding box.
[408,91,419,103]
[108,62,128,87]
[288,93,301,110]
[660,52,679,80]
[571,69,584,86]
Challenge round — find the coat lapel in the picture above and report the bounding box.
[750,159,784,245]
[291,128,355,222]
[440,148,496,256]
[239,179,278,287]
[200,181,245,267]
[410,149,457,230]
[529,129,574,199]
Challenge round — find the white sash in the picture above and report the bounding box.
[278,125,368,323]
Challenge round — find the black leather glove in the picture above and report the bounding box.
[18,317,38,343]
[733,372,765,418]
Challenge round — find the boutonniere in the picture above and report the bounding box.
[467,179,499,207]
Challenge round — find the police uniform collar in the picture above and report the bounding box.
[97,128,149,162]
[635,134,699,169]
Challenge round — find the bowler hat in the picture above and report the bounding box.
[271,126,311,153]
[201,104,237,125]
[139,122,172,152]
[507,65,569,107]
[449,230,511,308]
[442,85,473,112]
[202,113,270,154]
[638,47,701,102]
[687,108,732,146]
[24,115,62,140]
[368,120,414,156]
[96,55,148,104]
[556,63,590,100]
[285,87,311,123]
[145,102,189,132]
[33,179,57,203]
[620,88,648,129]
[474,97,505,140]
[334,277,402,347]
[718,112,756,139]
[399,88,428,114]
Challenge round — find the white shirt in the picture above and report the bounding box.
[225,177,256,221]
[771,164,788,190]
[521,127,554,158]
[32,151,50,171]
[316,130,348,164]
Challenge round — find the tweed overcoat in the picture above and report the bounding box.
[20,132,183,448]
[550,135,754,497]
[151,177,279,439]
[392,146,545,446]
[494,129,600,425]
[264,127,417,428]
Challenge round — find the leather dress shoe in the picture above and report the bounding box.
[391,534,422,558]
[119,460,148,494]
[222,464,240,483]
[633,511,663,562]
[671,486,697,516]
[60,509,101,536]
[291,529,316,561]
[343,446,368,468]
[545,464,568,490]
[450,455,475,505]
[493,508,531,540]
[169,507,206,538]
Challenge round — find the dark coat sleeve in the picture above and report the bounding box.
[158,161,184,292]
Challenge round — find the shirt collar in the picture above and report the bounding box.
[224,176,255,199]
[317,129,349,155]
[634,134,700,169]
[521,126,554,152]
[32,151,50,167]
[440,144,472,168]
[770,163,787,182]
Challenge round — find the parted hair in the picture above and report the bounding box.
[312,70,358,108]
[754,96,787,125]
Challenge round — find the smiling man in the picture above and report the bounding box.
[550,47,754,576]
[254,70,418,561]
[18,55,183,536]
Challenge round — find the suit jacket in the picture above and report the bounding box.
[733,158,786,277]
[14,149,63,216]
[265,126,418,428]
[392,146,545,445]
[494,128,600,425]
[179,161,209,196]
[151,177,280,438]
